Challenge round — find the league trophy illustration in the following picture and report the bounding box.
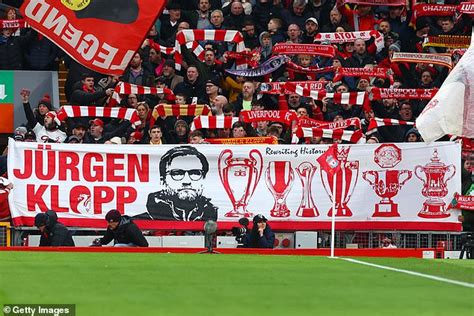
[296,162,319,217]
[320,146,359,217]
[415,149,456,218]
[362,169,412,217]
[265,161,294,217]
[218,149,263,217]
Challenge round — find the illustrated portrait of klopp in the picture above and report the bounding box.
[143,146,218,221]
[61,0,139,24]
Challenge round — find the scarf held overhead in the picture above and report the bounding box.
[314,30,384,53]
[174,29,246,70]
[56,105,141,127]
[391,52,453,69]
[240,110,297,126]
[190,116,239,131]
[225,55,289,77]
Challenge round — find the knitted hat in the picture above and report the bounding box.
[389,43,401,52]
[38,94,53,111]
[45,111,61,126]
[105,209,121,223]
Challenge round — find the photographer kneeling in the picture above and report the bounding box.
[242,214,275,248]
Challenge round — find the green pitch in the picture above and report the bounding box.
[0,252,472,316]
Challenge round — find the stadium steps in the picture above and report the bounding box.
[58,61,68,106]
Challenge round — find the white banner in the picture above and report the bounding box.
[8,139,462,231]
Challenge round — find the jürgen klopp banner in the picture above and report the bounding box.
[20,0,166,75]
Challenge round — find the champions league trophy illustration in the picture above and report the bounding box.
[415,149,456,218]
[296,162,319,217]
[265,161,294,217]
[320,146,359,217]
[218,149,263,217]
[362,170,412,217]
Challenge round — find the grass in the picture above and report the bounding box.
[0,252,472,316]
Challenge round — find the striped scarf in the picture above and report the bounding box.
[366,118,415,135]
[174,30,246,70]
[190,116,239,131]
[150,104,211,126]
[56,106,141,127]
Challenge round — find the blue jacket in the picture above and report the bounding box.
[243,225,275,248]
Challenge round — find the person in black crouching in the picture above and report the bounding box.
[34,210,75,247]
[93,209,148,247]
[242,214,275,248]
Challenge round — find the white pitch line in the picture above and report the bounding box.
[338,257,474,289]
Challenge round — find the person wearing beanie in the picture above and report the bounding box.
[92,209,148,247]
[170,119,190,144]
[34,210,75,247]
[21,90,67,143]
[242,214,275,248]
[34,94,53,126]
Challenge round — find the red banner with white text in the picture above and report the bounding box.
[20,0,166,75]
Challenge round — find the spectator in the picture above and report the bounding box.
[174,65,206,103]
[82,118,130,144]
[21,91,67,143]
[69,73,114,108]
[161,59,184,90]
[122,51,155,87]
[93,209,148,247]
[282,0,312,30]
[302,17,319,44]
[346,39,375,68]
[242,214,275,248]
[34,210,75,247]
[0,26,31,70]
[232,81,256,115]
[148,125,165,145]
[286,24,302,43]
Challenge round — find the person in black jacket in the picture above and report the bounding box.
[242,214,275,248]
[34,210,75,247]
[94,209,148,247]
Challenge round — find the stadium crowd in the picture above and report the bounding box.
[0,0,473,230]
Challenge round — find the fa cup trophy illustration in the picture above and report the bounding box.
[296,162,319,217]
[362,169,412,217]
[415,149,456,218]
[218,149,263,217]
[265,161,294,217]
[320,146,359,217]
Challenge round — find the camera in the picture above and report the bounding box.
[231,218,249,247]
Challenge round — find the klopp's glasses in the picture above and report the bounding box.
[168,169,204,181]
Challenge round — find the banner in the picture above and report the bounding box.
[423,36,471,49]
[341,0,406,6]
[240,110,297,126]
[0,19,29,29]
[370,88,438,101]
[297,117,361,130]
[225,55,289,77]
[20,0,165,76]
[8,140,461,231]
[314,30,384,53]
[333,67,394,84]
[259,81,329,95]
[205,137,278,145]
[272,43,336,58]
[391,52,453,69]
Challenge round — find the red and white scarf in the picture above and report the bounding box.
[259,81,328,95]
[333,67,394,84]
[370,88,438,101]
[107,82,174,107]
[366,117,415,135]
[297,117,361,130]
[449,193,474,211]
[272,43,336,58]
[149,39,176,55]
[315,30,384,53]
[0,19,29,29]
[285,82,369,111]
[56,106,140,127]
[286,62,335,80]
[190,116,239,131]
[150,104,211,126]
[296,127,364,143]
[391,52,453,69]
[412,4,457,22]
[174,30,246,70]
[240,110,297,126]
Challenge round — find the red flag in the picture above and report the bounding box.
[20,0,166,75]
[317,143,341,176]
